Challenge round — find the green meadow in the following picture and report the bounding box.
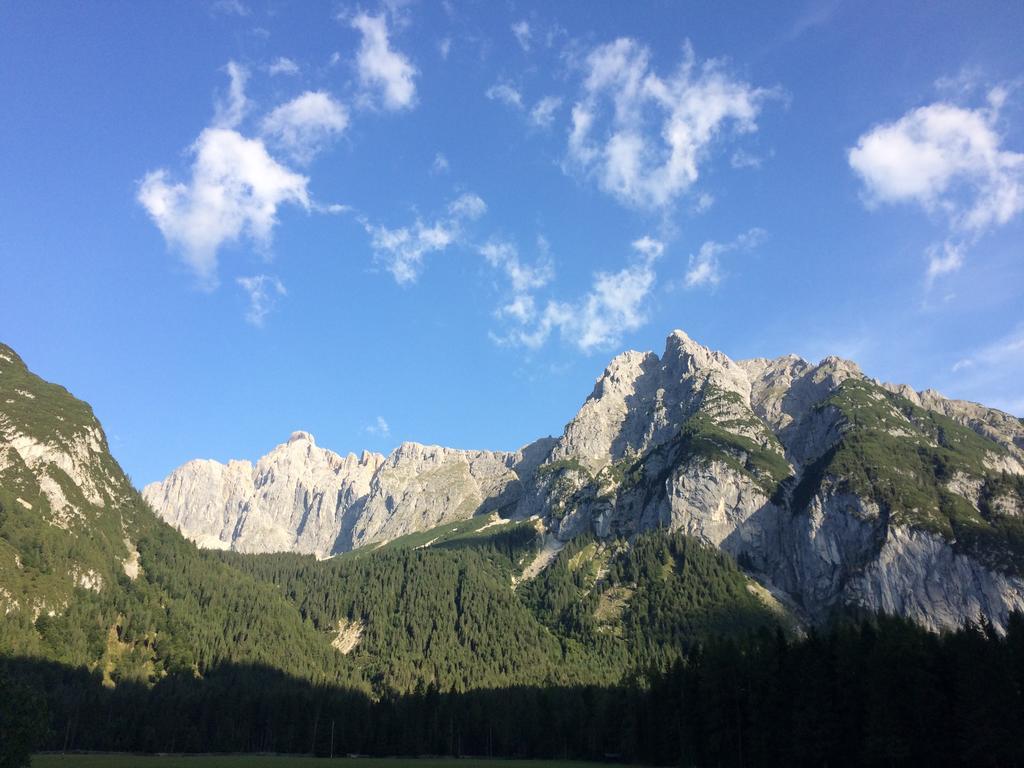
[33,757,605,768]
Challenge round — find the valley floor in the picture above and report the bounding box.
[33,757,610,768]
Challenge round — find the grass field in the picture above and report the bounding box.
[34,757,605,768]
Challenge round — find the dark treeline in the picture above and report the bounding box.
[5,612,1024,767]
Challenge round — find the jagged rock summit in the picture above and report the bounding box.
[143,430,386,557]
[143,431,554,558]
[144,329,1024,631]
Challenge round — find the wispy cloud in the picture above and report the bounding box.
[493,237,662,352]
[213,61,249,129]
[567,38,775,209]
[351,13,417,110]
[731,149,763,169]
[260,91,348,165]
[363,193,487,284]
[684,228,766,289]
[237,274,286,326]
[210,0,249,17]
[511,20,532,52]
[485,82,524,110]
[530,96,562,128]
[487,84,562,131]
[366,416,391,437]
[268,57,300,77]
[482,240,554,317]
[448,192,487,219]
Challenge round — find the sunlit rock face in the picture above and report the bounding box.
[144,329,1024,631]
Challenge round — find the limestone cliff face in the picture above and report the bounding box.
[549,330,756,473]
[143,329,1024,631]
[144,433,554,558]
[143,432,385,557]
[348,440,551,548]
[531,330,1024,632]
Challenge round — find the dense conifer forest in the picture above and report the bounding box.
[4,519,1024,766]
[4,613,1024,767]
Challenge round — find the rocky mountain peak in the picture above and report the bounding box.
[662,330,752,402]
[549,331,755,472]
[288,430,315,444]
[135,327,1024,633]
[813,355,862,384]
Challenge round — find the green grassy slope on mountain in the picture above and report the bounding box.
[0,343,363,689]
[792,379,1024,572]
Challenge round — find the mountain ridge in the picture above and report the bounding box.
[144,328,1024,632]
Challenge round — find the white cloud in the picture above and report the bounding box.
[694,192,714,213]
[366,416,391,436]
[530,96,562,128]
[438,38,452,60]
[631,235,664,260]
[320,203,351,215]
[684,245,721,288]
[485,83,524,110]
[139,127,310,286]
[925,240,965,285]
[364,193,486,284]
[365,221,454,285]
[268,57,300,76]
[567,38,773,209]
[432,152,450,174]
[490,87,563,129]
[237,274,286,326]
[849,90,1024,280]
[496,237,661,352]
[214,61,249,129]
[260,91,348,164]
[352,13,417,110]
[684,228,766,289]
[849,94,1024,233]
[481,241,554,294]
[448,192,487,219]
[511,20,531,52]
[731,149,762,169]
[210,0,249,17]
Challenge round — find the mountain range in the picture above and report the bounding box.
[5,329,1024,763]
[143,329,1024,632]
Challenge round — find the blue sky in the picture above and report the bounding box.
[2,1,1022,486]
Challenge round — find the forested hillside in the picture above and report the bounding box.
[6,614,1024,767]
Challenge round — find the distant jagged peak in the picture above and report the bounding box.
[288,430,315,444]
[813,354,863,382]
[588,348,659,402]
[664,328,738,371]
